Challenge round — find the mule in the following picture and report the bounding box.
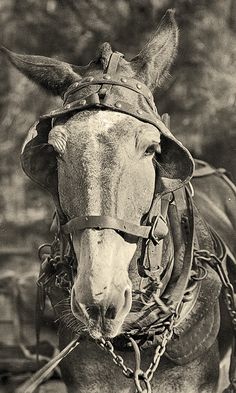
[3,9,236,393]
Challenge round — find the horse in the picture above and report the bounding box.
[2,9,236,393]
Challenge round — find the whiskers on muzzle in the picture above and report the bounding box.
[54,296,88,335]
[52,296,143,342]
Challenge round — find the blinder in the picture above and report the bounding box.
[21,51,194,242]
[21,119,57,194]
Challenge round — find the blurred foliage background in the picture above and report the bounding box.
[0,0,236,250]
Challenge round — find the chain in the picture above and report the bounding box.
[194,249,236,332]
[97,339,134,378]
[97,312,177,392]
[144,314,176,381]
[195,249,236,392]
[224,288,236,330]
[98,248,235,392]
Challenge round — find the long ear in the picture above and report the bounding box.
[1,47,81,97]
[131,9,178,90]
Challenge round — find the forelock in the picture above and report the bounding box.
[64,110,141,142]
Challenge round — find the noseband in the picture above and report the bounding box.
[62,214,168,245]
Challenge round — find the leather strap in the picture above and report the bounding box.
[138,194,172,278]
[193,159,226,178]
[62,53,154,114]
[106,51,124,76]
[135,112,173,277]
[97,51,124,105]
[64,78,153,107]
[16,339,79,393]
[129,186,196,332]
[62,214,168,242]
[165,187,195,312]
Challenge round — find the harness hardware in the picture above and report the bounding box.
[95,314,177,393]
[150,214,167,245]
[194,248,236,392]
[31,183,198,393]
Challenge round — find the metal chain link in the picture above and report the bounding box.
[97,249,236,393]
[97,338,134,378]
[97,313,177,392]
[225,289,236,330]
[194,249,236,332]
[144,314,176,381]
[195,249,236,393]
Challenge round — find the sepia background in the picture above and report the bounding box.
[0,0,235,389]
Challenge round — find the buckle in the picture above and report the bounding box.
[150,215,168,245]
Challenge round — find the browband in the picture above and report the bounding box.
[63,77,155,108]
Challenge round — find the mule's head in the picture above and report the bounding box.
[53,110,161,338]
[3,10,192,339]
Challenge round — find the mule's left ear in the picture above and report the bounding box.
[131,9,178,90]
[1,47,81,97]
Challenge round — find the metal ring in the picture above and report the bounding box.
[38,243,52,261]
[188,181,194,197]
[191,265,208,281]
[134,370,152,393]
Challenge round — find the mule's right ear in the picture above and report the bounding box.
[1,47,81,97]
[131,9,178,91]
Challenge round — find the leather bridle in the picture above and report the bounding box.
[21,51,204,393]
[35,51,200,322]
[55,52,169,251]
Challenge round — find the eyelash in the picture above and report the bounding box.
[144,145,158,156]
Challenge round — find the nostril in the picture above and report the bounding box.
[105,305,117,320]
[124,288,132,310]
[87,304,100,320]
[124,288,130,301]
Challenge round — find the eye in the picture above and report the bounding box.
[144,144,160,156]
